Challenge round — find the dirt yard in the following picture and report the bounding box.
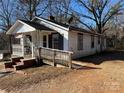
[0,50,124,93]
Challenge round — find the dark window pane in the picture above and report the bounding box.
[91,35,94,48]
[78,34,83,50]
[43,35,47,47]
[98,36,100,44]
[52,34,59,49]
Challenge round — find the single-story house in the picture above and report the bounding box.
[6,17,106,59]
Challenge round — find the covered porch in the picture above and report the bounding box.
[6,20,68,58]
[12,31,64,58]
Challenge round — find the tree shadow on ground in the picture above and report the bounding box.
[72,64,102,70]
[74,50,124,65]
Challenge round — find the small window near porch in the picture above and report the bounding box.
[77,34,83,50]
[43,35,47,47]
[26,35,32,42]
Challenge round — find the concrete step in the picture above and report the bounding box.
[4,62,13,68]
[11,57,24,64]
[20,58,36,67]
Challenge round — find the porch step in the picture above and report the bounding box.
[13,64,26,70]
[20,58,36,67]
[4,57,24,69]
[11,57,24,63]
[4,62,13,68]
[4,57,36,70]
[15,62,23,65]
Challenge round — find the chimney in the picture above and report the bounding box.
[49,15,55,21]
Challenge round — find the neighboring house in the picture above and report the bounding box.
[6,17,106,59]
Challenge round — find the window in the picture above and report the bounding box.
[13,38,20,44]
[78,34,83,50]
[98,36,100,44]
[43,35,47,47]
[26,35,32,42]
[52,33,59,49]
[91,35,94,48]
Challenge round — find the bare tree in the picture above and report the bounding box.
[46,0,72,23]
[105,13,124,48]
[16,0,49,20]
[17,0,73,22]
[72,0,124,50]
[75,0,124,34]
[0,0,16,31]
[0,0,17,53]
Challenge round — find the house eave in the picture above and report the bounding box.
[69,29,102,36]
[33,17,69,31]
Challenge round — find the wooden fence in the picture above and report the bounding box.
[35,47,73,68]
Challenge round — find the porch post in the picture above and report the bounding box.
[21,34,25,56]
[63,32,69,51]
[31,32,34,58]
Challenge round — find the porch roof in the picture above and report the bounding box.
[6,20,54,34]
[20,20,53,31]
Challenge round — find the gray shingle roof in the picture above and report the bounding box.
[21,18,101,35]
[21,20,53,31]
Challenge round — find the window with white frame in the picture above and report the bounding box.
[77,34,83,50]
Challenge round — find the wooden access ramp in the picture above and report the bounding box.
[35,47,73,69]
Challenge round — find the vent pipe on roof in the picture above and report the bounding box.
[68,16,73,24]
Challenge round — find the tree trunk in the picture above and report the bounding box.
[9,35,12,54]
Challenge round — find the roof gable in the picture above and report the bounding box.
[7,20,36,34]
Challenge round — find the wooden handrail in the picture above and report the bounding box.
[38,47,73,54]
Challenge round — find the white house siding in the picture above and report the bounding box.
[31,31,56,48]
[36,17,69,51]
[31,31,42,48]
[31,31,48,57]
[68,31,103,59]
